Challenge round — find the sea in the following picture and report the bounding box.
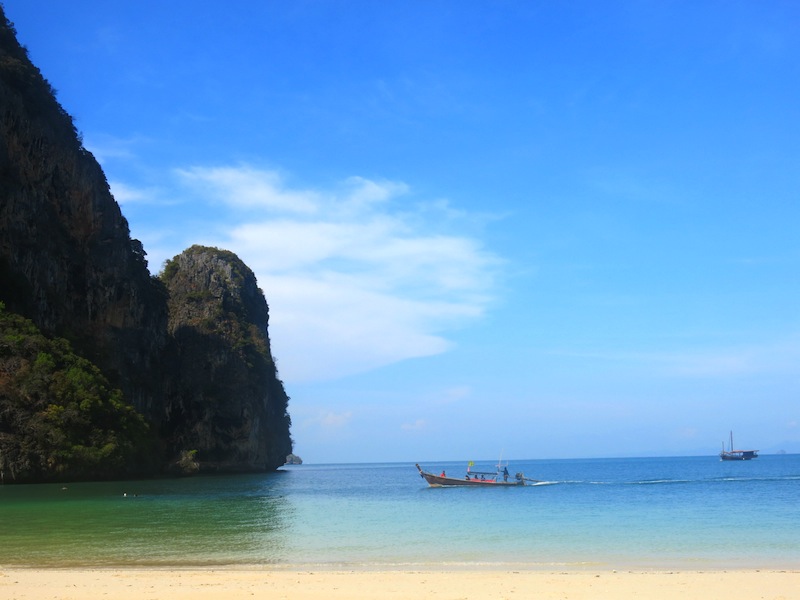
[1,455,798,570]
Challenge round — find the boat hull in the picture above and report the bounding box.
[720,432,758,460]
[720,451,758,461]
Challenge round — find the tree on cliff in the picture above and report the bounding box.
[0,303,156,483]
[0,8,293,482]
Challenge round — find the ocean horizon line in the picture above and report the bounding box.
[291,451,799,467]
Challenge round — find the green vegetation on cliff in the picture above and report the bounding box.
[0,303,155,483]
[0,8,293,482]
[159,246,292,473]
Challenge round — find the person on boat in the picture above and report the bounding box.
[503,467,509,482]
[440,470,446,477]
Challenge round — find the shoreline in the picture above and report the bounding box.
[3,556,799,571]
[2,567,798,600]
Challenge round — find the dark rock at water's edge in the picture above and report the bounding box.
[285,453,303,465]
[160,246,292,474]
[0,8,292,483]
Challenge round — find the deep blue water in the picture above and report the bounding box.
[0,455,798,568]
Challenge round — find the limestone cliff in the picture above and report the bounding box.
[0,7,168,420]
[160,246,292,473]
[0,8,292,481]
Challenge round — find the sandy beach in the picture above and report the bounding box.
[1,568,797,600]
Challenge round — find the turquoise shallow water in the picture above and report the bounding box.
[1,455,798,568]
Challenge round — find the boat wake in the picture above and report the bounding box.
[540,474,800,486]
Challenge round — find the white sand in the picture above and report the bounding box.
[1,567,798,600]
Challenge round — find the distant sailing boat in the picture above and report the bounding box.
[720,431,758,461]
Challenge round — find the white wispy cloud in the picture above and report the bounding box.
[318,410,353,429]
[128,165,501,383]
[550,335,800,379]
[109,180,164,205]
[437,385,472,405]
[175,166,321,213]
[85,133,149,164]
[109,180,145,204]
[401,419,428,431]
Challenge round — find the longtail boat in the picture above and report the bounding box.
[415,463,539,487]
[719,431,758,461]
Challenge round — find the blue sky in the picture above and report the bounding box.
[6,1,799,462]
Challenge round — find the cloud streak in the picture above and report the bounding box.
[549,335,800,379]
[119,165,501,383]
[176,166,321,213]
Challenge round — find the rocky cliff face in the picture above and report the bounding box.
[0,8,168,420]
[161,247,292,472]
[0,8,292,481]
